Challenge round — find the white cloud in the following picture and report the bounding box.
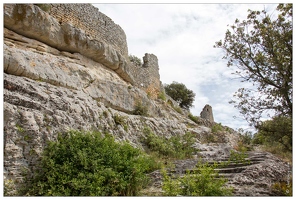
[95,3,278,132]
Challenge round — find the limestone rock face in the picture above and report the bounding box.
[4,4,133,83]
[3,3,291,197]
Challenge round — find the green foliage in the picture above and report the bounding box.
[228,150,249,165]
[255,115,292,152]
[173,106,183,114]
[162,162,233,196]
[188,113,200,124]
[203,131,227,144]
[34,4,51,12]
[211,123,223,133]
[16,124,25,133]
[133,101,149,116]
[271,175,292,196]
[235,128,254,151]
[129,55,142,66]
[164,81,196,109]
[4,179,16,196]
[102,111,108,118]
[141,127,196,159]
[113,114,126,126]
[158,91,166,101]
[215,4,292,126]
[23,130,157,196]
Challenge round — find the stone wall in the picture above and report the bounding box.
[200,104,214,122]
[131,54,161,99]
[49,4,128,57]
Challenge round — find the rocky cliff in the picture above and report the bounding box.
[3,4,291,196]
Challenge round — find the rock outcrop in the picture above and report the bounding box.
[3,3,291,196]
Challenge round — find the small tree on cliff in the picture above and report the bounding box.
[214,4,292,127]
[164,81,195,109]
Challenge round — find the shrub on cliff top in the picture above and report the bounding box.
[164,81,195,109]
[129,55,142,66]
[23,130,157,196]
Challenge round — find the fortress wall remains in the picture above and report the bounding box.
[49,4,128,57]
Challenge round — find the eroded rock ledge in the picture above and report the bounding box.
[4,4,133,83]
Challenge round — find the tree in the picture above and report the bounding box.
[214,4,292,127]
[164,81,195,109]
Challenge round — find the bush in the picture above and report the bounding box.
[158,91,166,101]
[141,127,196,159]
[162,162,233,196]
[133,101,149,116]
[228,150,249,165]
[129,55,142,66]
[113,114,126,126]
[23,130,157,196]
[272,175,292,196]
[173,106,183,114]
[188,113,200,124]
[211,123,224,133]
[164,82,195,109]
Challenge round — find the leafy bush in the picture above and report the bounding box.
[255,116,292,152]
[164,82,195,109]
[232,128,252,150]
[173,106,183,114]
[4,179,16,196]
[133,101,149,116]
[141,127,196,159]
[23,130,157,196]
[211,123,224,133]
[253,116,292,161]
[129,55,142,66]
[162,162,233,196]
[228,150,250,165]
[188,113,200,124]
[271,175,292,196]
[113,114,126,126]
[158,91,166,101]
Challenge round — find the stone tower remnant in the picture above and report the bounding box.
[200,104,214,122]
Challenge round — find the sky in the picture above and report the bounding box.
[95,3,279,132]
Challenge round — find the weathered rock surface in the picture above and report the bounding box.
[4,4,133,83]
[143,151,291,196]
[3,3,291,197]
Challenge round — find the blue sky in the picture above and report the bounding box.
[96,3,279,132]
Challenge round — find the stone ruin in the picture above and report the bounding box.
[200,104,214,122]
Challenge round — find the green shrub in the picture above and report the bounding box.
[211,123,224,133]
[271,175,292,196]
[133,101,148,116]
[188,113,200,124]
[158,91,166,101]
[34,4,51,12]
[173,106,183,114]
[16,124,25,133]
[162,162,233,196]
[23,130,157,196]
[228,150,249,165]
[129,55,142,66]
[141,127,196,159]
[113,114,126,126]
[4,179,16,196]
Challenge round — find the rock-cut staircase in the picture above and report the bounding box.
[143,151,277,196]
